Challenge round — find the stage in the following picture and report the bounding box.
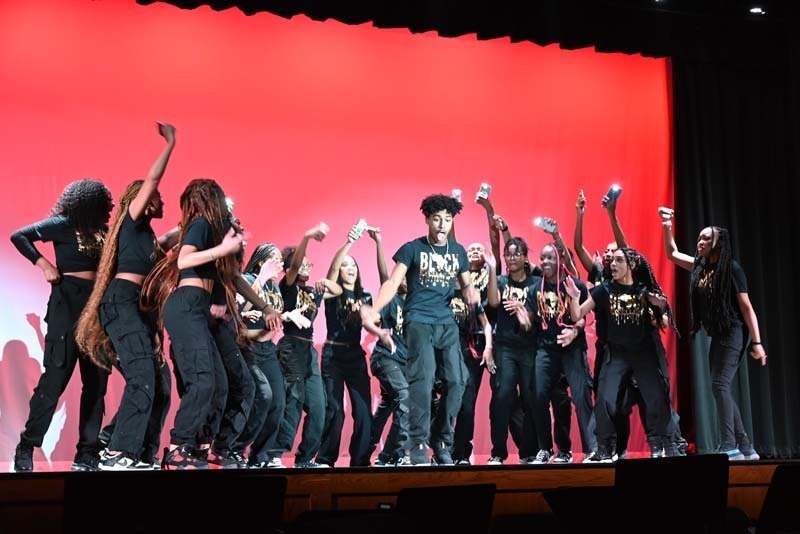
[0,456,790,533]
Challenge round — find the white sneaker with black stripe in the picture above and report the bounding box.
[98,451,137,471]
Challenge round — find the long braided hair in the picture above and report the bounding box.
[619,247,677,332]
[76,181,160,370]
[537,242,571,330]
[141,179,245,343]
[688,226,735,335]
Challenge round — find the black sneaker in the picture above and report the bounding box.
[162,445,209,470]
[209,449,241,469]
[13,444,34,472]
[552,450,573,464]
[409,444,431,466]
[533,449,554,464]
[433,449,454,466]
[72,451,100,471]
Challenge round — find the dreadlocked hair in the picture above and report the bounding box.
[619,247,677,333]
[538,242,570,331]
[50,179,113,260]
[141,179,247,345]
[334,255,366,329]
[76,181,158,370]
[689,226,735,335]
[420,194,463,217]
[243,242,279,276]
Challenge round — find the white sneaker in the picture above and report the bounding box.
[98,451,137,471]
[267,457,286,468]
[532,449,553,464]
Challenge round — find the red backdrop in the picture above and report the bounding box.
[0,0,673,464]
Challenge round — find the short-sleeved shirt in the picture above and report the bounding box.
[280,278,323,341]
[470,266,495,330]
[530,277,588,350]
[590,281,656,353]
[116,211,158,275]
[694,260,748,336]
[238,272,284,331]
[494,273,539,347]
[178,217,218,280]
[393,237,469,325]
[372,293,408,364]
[325,288,372,345]
[10,215,104,272]
[450,293,485,345]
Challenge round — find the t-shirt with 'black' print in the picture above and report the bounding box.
[325,287,372,345]
[393,237,469,325]
[470,266,496,331]
[590,281,656,353]
[530,277,588,350]
[279,278,323,341]
[693,260,748,336]
[372,293,408,364]
[495,274,539,348]
[239,272,284,332]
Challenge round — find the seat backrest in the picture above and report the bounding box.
[757,463,800,534]
[396,483,496,534]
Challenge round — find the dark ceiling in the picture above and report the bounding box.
[136,0,800,59]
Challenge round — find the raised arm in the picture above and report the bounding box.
[130,123,176,222]
[369,228,389,284]
[603,194,628,249]
[326,225,358,281]
[659,208,694,272]
[540,217,579,278]
[285,223,327,287]
[486,253,500,308]
[573,190,595,274]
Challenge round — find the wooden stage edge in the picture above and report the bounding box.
[0,460,795,528]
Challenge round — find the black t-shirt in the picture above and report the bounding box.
[530,277,588,350]
[178,217,218,281]
[590,281,656,352]
[280,278,323,340]
[587,262,606,285]
[325,287,373,344]
[494,273,539,347]
[116,211,158,275]
[694,260,748,335]
[450,293,485,344]
[239,272,284,331]
[10,215,104,272]
[587,262,608,345]
[372,293,408,364]
[393,237,469,325]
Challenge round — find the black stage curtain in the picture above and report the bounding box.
[672,56,800,458]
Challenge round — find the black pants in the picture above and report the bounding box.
[163,286,228,447]
[369,354,409,462]
[275,336,326,463]
[595,345,675,452]
[452,334,487,462]
[317,343,373,466]
[19,276,109,456]
[489,343,537,460]
[236,340,286,462]
[405,322,466,451]
[210,318,255,453]
[98,279,160,455]
[534,343,597,454]
[709,326,751,452]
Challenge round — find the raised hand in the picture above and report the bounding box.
[256,258,284,285]
[564,276,581,299]
[305,223,329,242]
[367,227,382,242]
[157,122,176,143]
[576,189,587,213]
[492,214,507,233]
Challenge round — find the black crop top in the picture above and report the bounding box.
[116,211,158,276]
[178,217,218,281]
[10,215,104,272]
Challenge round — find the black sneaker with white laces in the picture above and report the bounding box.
[552,450,573,464]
